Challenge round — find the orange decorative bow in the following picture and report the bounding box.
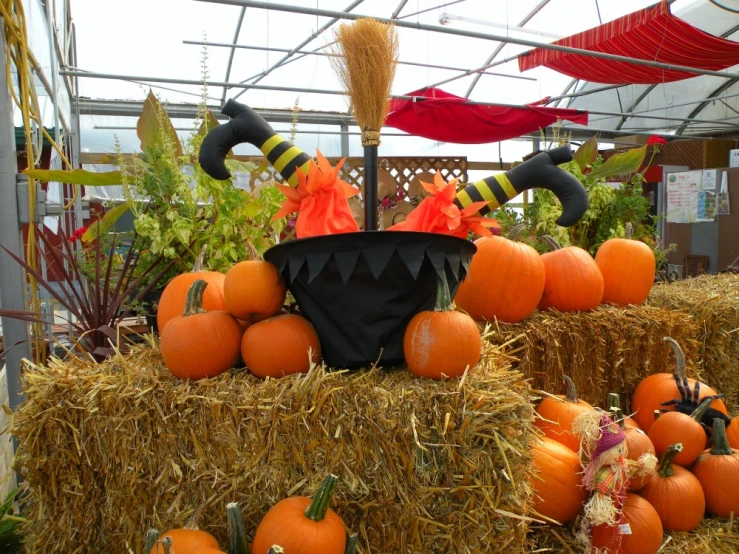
[388,171,499,237]
[272,150,361,239]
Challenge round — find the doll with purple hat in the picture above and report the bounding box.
[572,410,658,553]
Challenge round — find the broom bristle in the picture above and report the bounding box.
[331,18,399,146]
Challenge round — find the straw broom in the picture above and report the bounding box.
[331,19,399,231]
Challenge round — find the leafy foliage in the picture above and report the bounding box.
[0,489,24,554]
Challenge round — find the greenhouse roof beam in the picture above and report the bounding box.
[391,0,409,20]
[464,0,552,98]
[676,77,739,135]
[229,0,366,102]
[196,1,739,84]
[183,40,535,81]
[63,70,739,128]
[220,6,248,105]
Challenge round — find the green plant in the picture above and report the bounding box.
[0,489,24,554]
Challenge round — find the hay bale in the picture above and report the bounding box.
[648,275,739,410]
[528,517,739,553]
[13,336,535,554]
[486,305,700,411]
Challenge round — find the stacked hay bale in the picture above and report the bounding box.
[648,274,739,411]
[486,305,700,410]
[13,338,535,554]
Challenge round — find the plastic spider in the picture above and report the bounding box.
[660,373,731,434]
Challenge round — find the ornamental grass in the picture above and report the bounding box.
[13,332,535,554]
[486,304,700,412]
[647,274,739,411]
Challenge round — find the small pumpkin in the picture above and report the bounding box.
[160,280,243,380]
[251,474,346,554]
[535,376,594,452]
[454,224,545,323]
[242,314,320,379]
[538,235,604,312]
[404,275,481,380]
[728,418,739,450]
[223,250,286,322]
[631,337,727,432]
[692,418,739,518]
[647,398,712,467]
[611,406,655,492]
[592,493,662,554]
[639,443,706,532]
[157,248,226,332]
[530,437,587,524]
[149,509,220,554]
[595,222,656,306]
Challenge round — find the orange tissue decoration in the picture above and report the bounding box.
[388,171,499,238]
[272,150,361,239]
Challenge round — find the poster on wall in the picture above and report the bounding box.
[701,169,718,191]
[666,170,703,223]
[717,171,731,215]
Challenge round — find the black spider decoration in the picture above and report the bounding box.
[659,370,730,434]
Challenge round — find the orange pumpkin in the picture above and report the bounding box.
[647,398,711,467]
[404,276,481,379]
[157,250,226,332]
[530,437,587,524]
[595,222,656,306]
[242,314,320,379]
[639,443,706,532]
[161,280,243,380]
[631,337,727,433]
[728,418,739,450]
[692,418,739,518]
[149,510,220,554]
[454,225,545,323]
[252,475,346,554]
[592,493,662,554]
[538,236,604,312]
[224,259,286,322]
[535,376,594,452]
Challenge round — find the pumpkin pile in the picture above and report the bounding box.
[455,222,656,324]
[147,475,358,554]
[529,337,739,552]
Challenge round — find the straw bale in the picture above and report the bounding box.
[528,516,739,553]
[485,305,700,411]
[13,334,535,554]
[648,275,739,411]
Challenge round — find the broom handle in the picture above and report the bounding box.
[364,145,378,231]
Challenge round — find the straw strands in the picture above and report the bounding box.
[14,334,535,553]
[648,274,739,411]
[486,305,701,411]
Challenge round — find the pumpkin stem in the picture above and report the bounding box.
[653,410,661,421]
[663,337,687,381]
[345,533,359,554]
[160,536,174,554]
[192,244,208,272]
[184,504,204,530]
[305,474,339,522]
[267,547,285,554]
[226,502,249,554]
[540,235,562,251]
[245,241,262,261]
[506,223,528,242]
[183,280,209,317]
[624,222,633,240]
[691,397,713,423]
[612,406,627,430]
[563,375,578,403]
[657,443,683,478]
[710,418,733,455]
[144,529,160,553]
[434,273,454,312]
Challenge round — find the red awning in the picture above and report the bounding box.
[518,0,739,84]
[384,87,588,144]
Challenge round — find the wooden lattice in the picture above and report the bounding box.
[652,139,705,169]
[703,139,738,169]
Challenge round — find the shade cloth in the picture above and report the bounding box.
[518,0,739,84]
[384,87,588,144]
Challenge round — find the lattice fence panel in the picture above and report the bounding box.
[704,139,738,169]
[652,139,704,169]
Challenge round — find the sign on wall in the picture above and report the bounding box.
[665,169,722,223]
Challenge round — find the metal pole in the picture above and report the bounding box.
[0,21,33,411]
[195,0,739,82]
[183,40,537,81]
[60,70,738,128]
